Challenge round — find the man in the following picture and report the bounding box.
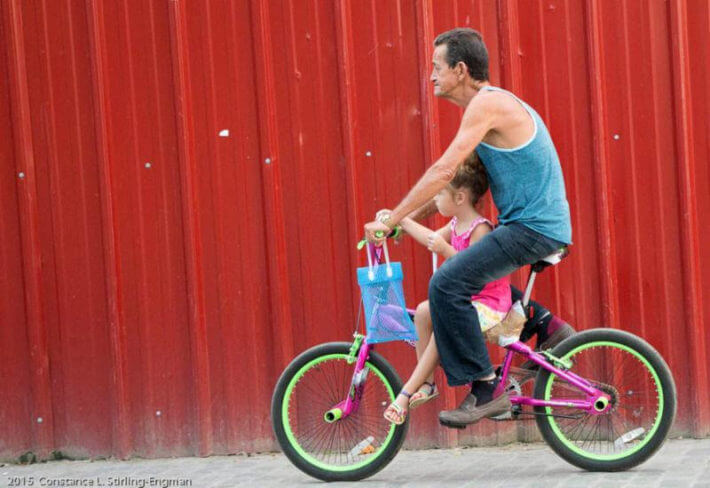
[364,28,573,427]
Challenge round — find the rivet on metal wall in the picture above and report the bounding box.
[265,158,272,164]
[18,172,25,179]
[145,162,152,169]
[613,134,620,140]
[37,417,43,423]
[365,151,372,157]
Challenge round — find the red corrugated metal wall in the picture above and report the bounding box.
[1,0,708,460]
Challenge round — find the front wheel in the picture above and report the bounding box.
[534,328,676,471]
[271,342,407,481]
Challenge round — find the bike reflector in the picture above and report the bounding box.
[357,242,418,344]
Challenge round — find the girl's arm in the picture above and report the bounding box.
[402,218,457,259]
[468,221,493,247]
[399,217,435,247]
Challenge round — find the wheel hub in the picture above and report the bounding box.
[593,383,619,413]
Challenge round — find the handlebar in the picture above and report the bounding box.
[357,225,402,250]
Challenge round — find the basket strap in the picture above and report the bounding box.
[365,241,393,281]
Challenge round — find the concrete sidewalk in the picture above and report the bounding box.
[2,439,709,488]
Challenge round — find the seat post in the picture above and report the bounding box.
[521,269,538,308]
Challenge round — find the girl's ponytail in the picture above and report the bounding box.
[451,150,489,205]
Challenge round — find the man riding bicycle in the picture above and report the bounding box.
[364,28,572,426]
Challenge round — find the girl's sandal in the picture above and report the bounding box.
[409,382,439,409]
[383,390,411,425]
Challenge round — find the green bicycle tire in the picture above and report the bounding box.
[271,342,407,481]
[534,328,676,471]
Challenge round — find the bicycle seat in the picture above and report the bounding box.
[531,247,569,272]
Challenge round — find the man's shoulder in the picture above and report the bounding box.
[463,90,497,119]
[466,89,531,128]
[474,89,524,112]
[466,89,514,114]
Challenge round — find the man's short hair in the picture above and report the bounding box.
[434,28,489,81]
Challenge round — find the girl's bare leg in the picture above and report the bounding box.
[413,301,435,385]
[392,301,439,410]
[401,335,439,396]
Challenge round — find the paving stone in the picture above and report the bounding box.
[2,439,709,488]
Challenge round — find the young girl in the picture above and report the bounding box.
[383,151,512,425]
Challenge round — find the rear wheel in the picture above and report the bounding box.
[271,342,407,481]
[534,328,676,471]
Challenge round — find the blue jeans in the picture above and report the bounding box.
[428,223,565,386]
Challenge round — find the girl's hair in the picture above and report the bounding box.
[450,151,488,205]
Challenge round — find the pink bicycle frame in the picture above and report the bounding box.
[328,336,611,422]
[497,341,612,414]
[325,243,610,421]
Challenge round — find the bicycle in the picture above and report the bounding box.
[271,234,677,481]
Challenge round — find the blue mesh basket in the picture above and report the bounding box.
[357,244,418,344]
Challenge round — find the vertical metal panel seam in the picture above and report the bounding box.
[201,2,229,450]
[283,0,311,340]
[416,0,440,162]
[68,0,100,351]
[334,0,365,321]
[535,1,561,315]
[561,0,589,327]
[146,0,185,446]
[669,0,709,435]
[85,0,131,458]
[167,0,214,455]
[310,1,345,330]
[646,0,676,396]
[5,0,55,455]
[496,0,522,94]
[584,0,619,329]
[536,1,551,122]
[121,0,158,450]
[228,0,266,452]
[619,2,647,335]
[38,0,69,446]
[368,0,384,201]
[415,0,457,448]
[249,0,296,372]
[389,4,405,208]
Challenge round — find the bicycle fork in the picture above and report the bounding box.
[323,338,373,423]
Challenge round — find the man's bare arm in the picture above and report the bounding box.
[406,199,438,222]
[385,96,495,227]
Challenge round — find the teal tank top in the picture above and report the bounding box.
[475,86,572,244]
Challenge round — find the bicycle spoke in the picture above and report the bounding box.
[543,343,663,458]
[282,355,396,468]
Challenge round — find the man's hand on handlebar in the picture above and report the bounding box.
[364,219,392,245]
[375,208,393,222]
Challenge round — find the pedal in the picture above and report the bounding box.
[490,405,522,421]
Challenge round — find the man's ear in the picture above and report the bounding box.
[456,61,468,79]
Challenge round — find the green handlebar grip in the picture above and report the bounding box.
[356,225,403,249]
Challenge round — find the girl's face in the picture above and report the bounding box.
[434,187,459,217]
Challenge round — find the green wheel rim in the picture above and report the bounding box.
[281,353,397,472]
[543,341,664,461]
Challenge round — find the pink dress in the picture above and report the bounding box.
[450,216,512,331]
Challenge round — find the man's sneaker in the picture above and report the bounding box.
[439,378,511,428]
[438,392,511,428]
